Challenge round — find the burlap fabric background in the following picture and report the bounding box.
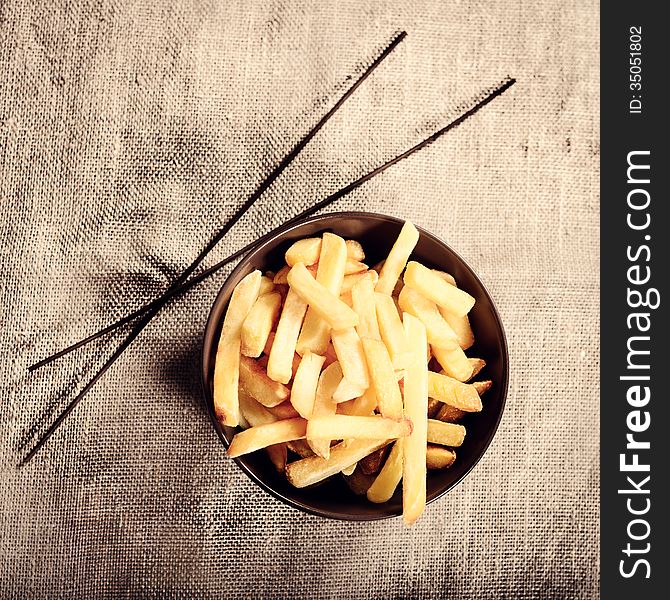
[0,0,599,597]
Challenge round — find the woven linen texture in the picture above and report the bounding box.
[0,0,599,598]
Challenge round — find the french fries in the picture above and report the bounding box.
[239,355,290,408]
[432,344,474,382]
[296,233,348,354]
[290,351,326,418]
[398,286,458,349]
[426,445,456,470]
[367,441,403,503]
[288,263,358,332]
[218,220,491,525]
[241,291,282,357]
[306,415,412,441]
[331,327,369,390]
[427,419,466,447]
[214,270,262,426]
[267,289,308,384]
[307,361,342,459]
[376,221,419,295]
[351,275,381,340]
[361,337,403,419]
[228,418,307,458]
[285,439,390,488]
[427,371,482,412]
[374,293,411,369]
[404,261,475,317]
[402,313,428,526]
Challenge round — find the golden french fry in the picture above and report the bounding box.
[426,445,456,470]
[286,439,314,458]
[290,351,326,418]
[228,418,307,458]
[213,270,262,426]
[239,355,290,408]
[344,259,368,275]
[341,463,357,476]
[398,286,459,349]
[427,371,482,412]
[267,288,308,384]
[331,327,369,389]
[468,358,486,379]
[285,439,390,488]
[432,344,473,382]
[375,221,420,295]
[427,397,442,418]
[259,275,275,296]
[402,313,428,526]
[238,394,290,472]
[238,388,277,425]
[296,233,348,354]
[285,237,365,266]
[285,237,322,266]
[351,274,381,340]
[367,440,403,503]
[307,415,412,441]
[343,467,376,495]
[288,263,358,331]
[337,387,377,416]
[374,293,412,369]
[307,361,343,459]
[473,380,493,396]
[431,269,456,286]
[435,403,466,423]
[439,309,475,350]
[427,419,466,447]
[341,269,378,294]
[240,291,282,358]
[404,261,475,317]
[333,377,367,403]
[361,337,403,419]
[345,239,365,261]
[267,401,301,420]
[359,445,392,475]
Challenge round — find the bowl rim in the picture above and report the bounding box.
[201,210,509,521]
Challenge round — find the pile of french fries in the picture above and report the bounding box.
[213,221,491,525]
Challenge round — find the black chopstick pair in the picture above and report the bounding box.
[22,30,515,464]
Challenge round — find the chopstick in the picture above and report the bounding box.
[28,31,407,373]
[20,77,516,465]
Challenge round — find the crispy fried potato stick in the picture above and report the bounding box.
[404,261,475,317]
[267,288,308,384]
[290,351,326,418]
[241,291,282,357]
[374,293,412,369]
[239,355,290,408]
[427,371,482,412]
[306,415,412,441]
[307,361,343,459]
[367,441,404,503]
[375,221,419,295]
[214,270,262,426]
[361,337,403,419]
[398,286,458,348]
[401,313,428,526]
[426,419,466,447]
[296,233,348,354]
[426,445,456,470]
[228,418,307,457]
[285,439,390,488]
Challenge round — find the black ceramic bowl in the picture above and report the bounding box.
[202,212,508,520]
